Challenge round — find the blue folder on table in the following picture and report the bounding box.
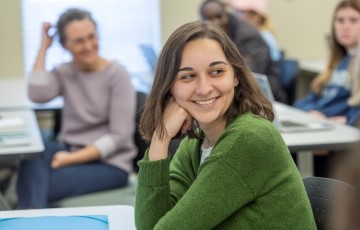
[0,215,108,230]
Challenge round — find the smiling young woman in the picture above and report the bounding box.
[135,20,316,229]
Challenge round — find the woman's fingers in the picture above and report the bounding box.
[40,22,54,49]
[43,22,51,30]
[163,98,192,138]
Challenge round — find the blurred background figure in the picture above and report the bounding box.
[346,35,360,126]
[293,0,360,178]
[227,0,281,62]
[200,0,287,103]
[16,8,137,209]
[293,0,360,125]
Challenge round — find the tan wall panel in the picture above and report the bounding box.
[0,0,23,78]
[268,0,338,59]
[160,0,204,44]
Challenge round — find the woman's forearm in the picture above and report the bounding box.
[33,46,48,71]
[70,145,102,164]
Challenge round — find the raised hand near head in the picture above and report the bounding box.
[40,22,54,50]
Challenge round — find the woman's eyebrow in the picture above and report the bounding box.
[178,61,227,72]
[209,61,227,67]
[178,67,193,72]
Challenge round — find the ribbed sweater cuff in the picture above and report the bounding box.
[138,157,170,187]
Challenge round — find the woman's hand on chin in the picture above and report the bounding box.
[163,97,192,139]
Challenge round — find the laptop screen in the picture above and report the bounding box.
[253,73,275,102]
[252,72,333,132]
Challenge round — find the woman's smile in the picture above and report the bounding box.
[194,97,219,106]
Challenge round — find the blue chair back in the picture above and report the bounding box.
[280,58,299,89]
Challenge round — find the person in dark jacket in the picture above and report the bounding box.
[200,0,287,103]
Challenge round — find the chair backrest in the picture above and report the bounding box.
[133,91,149,172]
[280,58,299,89]
[303,176,352,230]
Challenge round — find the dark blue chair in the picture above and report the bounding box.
[279,58,299,104]
[280,59,299,88]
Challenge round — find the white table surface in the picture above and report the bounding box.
[275,102,360,151]
[299,59,326,74]
[275,102,360,177]
[0,205,135,230]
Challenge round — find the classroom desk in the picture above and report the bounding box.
[0,109,44,210]
[275,102,360,177]
[0,205,135,230]
[0,78,46,210]
[0,110,44,160]
[299,59,326,74]
[0,79,45,160]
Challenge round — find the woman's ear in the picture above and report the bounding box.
[234,75,239,87]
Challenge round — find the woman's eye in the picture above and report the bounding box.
[335,18,344,24]
[210,69,223,76]
[181,74,194,79]
[350,18,359,24]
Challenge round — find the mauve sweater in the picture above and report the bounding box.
[28,61,137,173]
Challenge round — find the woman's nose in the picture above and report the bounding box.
[196,75,213,95]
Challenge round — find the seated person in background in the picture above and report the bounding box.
[346,43,360,128]
[200,0,287,103]
[293,0,360,125]
[16,8,137,209]
[345,28,360,126]
[135,20,316,229]
[228,0,281,62]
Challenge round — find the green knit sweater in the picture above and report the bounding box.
[135,113,316,229]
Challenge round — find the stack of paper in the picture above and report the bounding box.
[0,116,30,147]
[0,117,27,133]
